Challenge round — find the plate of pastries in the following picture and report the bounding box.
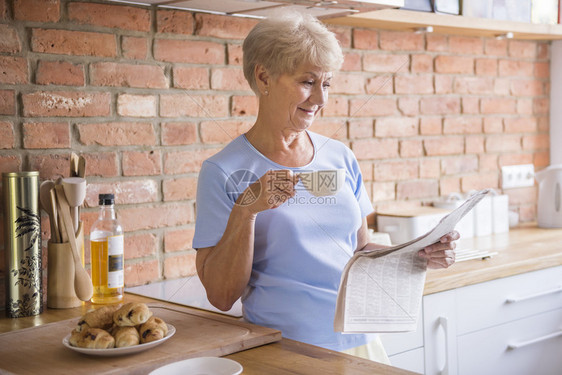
[63,302,175,356]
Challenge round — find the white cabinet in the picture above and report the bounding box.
[380,316,425,374]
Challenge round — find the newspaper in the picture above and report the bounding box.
[334,189,491,333]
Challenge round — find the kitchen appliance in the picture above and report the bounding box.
[376,206,449,244]
[535,164,562,228]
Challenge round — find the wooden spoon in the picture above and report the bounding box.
[70,152,79,177]
[40,180,58,243]
[55,185,93,302]
[62,177,86,235]
[77,155,86,178]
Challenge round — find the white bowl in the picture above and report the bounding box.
[149,357,243,375]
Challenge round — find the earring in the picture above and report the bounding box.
[264,90,269,96]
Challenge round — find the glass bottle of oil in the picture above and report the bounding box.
[90,194,124,304]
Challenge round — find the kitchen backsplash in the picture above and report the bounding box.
[0,0,550,300]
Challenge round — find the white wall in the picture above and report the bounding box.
[551,40,562,165]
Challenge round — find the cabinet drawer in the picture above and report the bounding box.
[456,266,562,334]
[457,308,562,375]
[388,347,424,374]
[379,315,423,356]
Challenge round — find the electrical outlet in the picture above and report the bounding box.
[501,164,535,189]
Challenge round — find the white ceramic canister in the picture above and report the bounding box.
[433,193,474,238]
[535,164,562,228]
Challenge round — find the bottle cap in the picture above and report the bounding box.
[99,194,115,205]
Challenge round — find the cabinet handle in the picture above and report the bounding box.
[438,316,449,375]
[507,329,562,350]
[505,285,562,303]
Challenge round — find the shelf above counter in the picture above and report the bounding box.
[325,9,562,40]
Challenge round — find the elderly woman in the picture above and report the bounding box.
[193,12,458,362]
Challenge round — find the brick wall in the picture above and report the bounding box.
[0,0,550,299]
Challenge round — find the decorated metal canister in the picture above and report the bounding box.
[2,171,43,318]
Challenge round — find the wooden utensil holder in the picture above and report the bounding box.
[47,222,86,308]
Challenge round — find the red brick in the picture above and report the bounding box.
[435,55,474,74]
[122,150,162,176]
[374,160,418,181]
[498,60,534,77]
[308,118,347,140]
[119,203,193,231]
[232,95,258,117]
[329,25,351,49]
[117,94,157,117]
[399,139,423,157]
[82,152,119,177]
[363,53,409,73]
[461,172,498,191]
[375,117,417,137]
[28,153,69,179]
[165,228,195,252]
[349,98,397,117]
[485,135,521,152]
[0,122,14,149]
[125,233,157,260]
[365,75,393,95]
[211,67,250,91]
[508,40,536,59]
[86,180,158,206]
[0,24,21,53]
[454,77,494,94]
[537,43,549,59]
[173,67,210,90]
[462,97,480,114]
[466,135,485,153]
[353,29,378,50]
[68,2,150,32]
[380,31,423,51]
[342,52,361,71]
[427,34,448,52]
[160,94,229,118]
[22,121,69,149]
[420,158,440,179]
[122,37,148,60]
[534,62,550,79]
[0,0,7,20]
[22,91,110,117]
[533,97,549,115]
[372,181,395,202]
[480,154,498,171]
[333,73,365,95]
[227,44,243,66]
[195,13,256,40]
[522,134,549,150]
[164,252,196,279]
[498,153,533,167]
[504,186,537,206]
[91,62,167,89]
[475,58,498,76]
[483,117,503,133]
[504,117,537,133]
[0,155,22,174]
[163,176,198,201]
[494,78,511,95]
[164,149,218,174]
[161,122,197,146]
[397,180,438,200]
[440,177,460,195]
[537,117,549,132]
[435,75,453,94]
[398,97,419,116]
[534,150,550,167]
[351,139,398,160]
[441,156,478,175]
[485,39,507,56]
[420,117,442,135]
[510,79,544,96]
[424,136,464,156]
[14,0,60,22]
[420,97,460,115]
[395,75,433,94]
[0,90,16,115]
[481,97,517,114]
[359,161,373,181]
[31,29,117,57]
[0,56,28,84]
[36,60,84,86]
[125,260,159,287]
[157,9,194,35]
[348,119,373,139]
[200,120,252,144]
[443,117,482,134]
[78,122,156,146]
[449,36,483,55]
[411,54,433,73]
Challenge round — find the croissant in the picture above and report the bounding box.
[76,304,120,332]
[70,328,115,349]
[138,316,168,343]
[111,326,140,348]
[113,302,153,327]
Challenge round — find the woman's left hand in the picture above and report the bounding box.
[417,231,460,269]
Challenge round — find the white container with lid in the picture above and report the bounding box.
[376,206,450,245]
[432,193,475,239]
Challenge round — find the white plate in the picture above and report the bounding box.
[62,324,175,357]
[149,357,243,375]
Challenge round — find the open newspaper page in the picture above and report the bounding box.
[334,189,490,333]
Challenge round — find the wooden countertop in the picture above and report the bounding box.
[0,294,415,375]
[424,224,562,295]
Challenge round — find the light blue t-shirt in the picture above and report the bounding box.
[193,131,375,351]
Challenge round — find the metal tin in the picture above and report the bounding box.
[2,171,43,318]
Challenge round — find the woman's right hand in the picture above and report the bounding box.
[237,169,299,214]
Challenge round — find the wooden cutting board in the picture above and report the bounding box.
[0,303,281,374]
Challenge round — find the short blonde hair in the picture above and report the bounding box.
[243,11,344,95]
